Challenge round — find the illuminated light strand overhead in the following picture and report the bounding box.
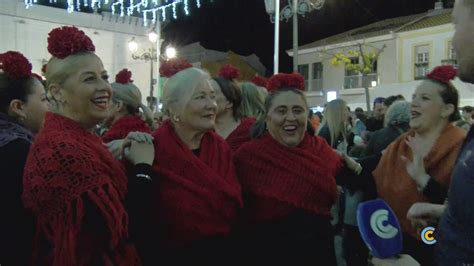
[24,0,204,25]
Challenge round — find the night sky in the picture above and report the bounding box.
[162,0,454,75]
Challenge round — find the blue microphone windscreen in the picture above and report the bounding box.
[357,199,403,258]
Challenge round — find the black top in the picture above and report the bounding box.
[0,139,35,265]
[237,209,337,266]
[366,123,410,156]
[365,117,384,132]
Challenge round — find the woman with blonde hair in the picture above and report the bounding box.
[240,81,265,119]
[23,26,154,265]
[318,99,350,151]
[102,68,153,143]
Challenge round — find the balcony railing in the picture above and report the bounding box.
[344,73,377,89]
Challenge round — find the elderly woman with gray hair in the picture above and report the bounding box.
[365,100,411,156]
[102,69,153,143]
[148,67,242,265]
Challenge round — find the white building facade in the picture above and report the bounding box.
[291,7,474,109]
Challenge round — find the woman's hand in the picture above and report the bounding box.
[341,152,362,175]
[401,136,430,191]
[125,140,155,165]
[407,202,445,233]
[123,132,155,165]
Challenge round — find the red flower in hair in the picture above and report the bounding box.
[218,64,240,80]
[115,68,133,84]
[159,58,192,78]
[0,51,32,80]
[427,65,457,84]
[47,26,95,59]
[267,73,305,92]
[251,75,268,88]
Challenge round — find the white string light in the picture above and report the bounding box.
[25,0,206,24]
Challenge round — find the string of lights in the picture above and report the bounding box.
[24,0,204,25]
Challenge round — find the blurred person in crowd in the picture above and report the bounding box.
[365,100,411,156]
[0,51,49,265]
[211,65,256,152]
[366,97,386,131]
[102,68,153,143]
[240,81,265,120]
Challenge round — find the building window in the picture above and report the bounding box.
[311,62,323,92]
[414,45,430,80]
[344,57,360,89]
[298,64,309,90]
[443,41,457,66]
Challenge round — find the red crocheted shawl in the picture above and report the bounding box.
[151,120,243,248]
[102,115,152,143]
[234,133,344,223]
[226,117,256,152]
[23,113,140,266]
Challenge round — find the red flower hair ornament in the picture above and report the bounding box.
[159,58,192,78]
[427,65,457,84]
[218,64,240,80]
[267,73,305,92]
[47,26,95,59]
[251,75,268,88]
[115,68,133,84]
[0,51,32,80]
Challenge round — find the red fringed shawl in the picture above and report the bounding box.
[226,117,256,152]
[234,133,344,223]
[102,115,151,143]
[151,120,243,248]
[23,113,140,266]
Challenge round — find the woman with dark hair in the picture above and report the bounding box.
[0,51,49,265]
[23,26,154,265]
[234,73,362,266]
[373,65,465,265]
[211,65,256,152]
[149,67,242,265]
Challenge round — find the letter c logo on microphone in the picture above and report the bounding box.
[370,209,399,239]
[421,226,437,245]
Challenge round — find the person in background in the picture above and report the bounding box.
[352,107,367,137]
[365,100,411,156]
[150,67,242,265]
[373,65,465,265]
[23,26,154,265]
[234,73,362,266]
[318,99,351,152]
[102,68,153,143]
[384,94,405,108]
[407,1,474,263]
[454,105,473,132]
[211,65,256,152]
[0,51,49,265]
[366,97,386,131]
[240,81,265,120]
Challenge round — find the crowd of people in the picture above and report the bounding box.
[0,0,474,265]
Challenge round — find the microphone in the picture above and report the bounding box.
[357,199,403,258]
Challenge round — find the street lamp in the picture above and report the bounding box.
[264,0,325,73]
[128,35,161,110]
[165,46,177,59]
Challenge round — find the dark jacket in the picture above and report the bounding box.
[366,123,410,156]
